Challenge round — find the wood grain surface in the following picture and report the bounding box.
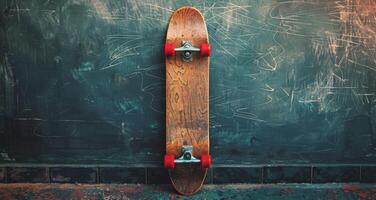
[165,7,210,195]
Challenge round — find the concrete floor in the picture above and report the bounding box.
[0,183,375,199]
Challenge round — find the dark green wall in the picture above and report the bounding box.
[0,0,375,165]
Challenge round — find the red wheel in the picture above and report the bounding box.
[200,43,211,57]
[164,43,175,57]
[164,154,175,169]
[201,154,212,168]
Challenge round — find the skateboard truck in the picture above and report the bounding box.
[164,145,212,169]
[164,41,210,62]
[176,145,200,163]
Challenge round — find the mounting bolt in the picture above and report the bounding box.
[184,152,192,160]
[184,51,191,57]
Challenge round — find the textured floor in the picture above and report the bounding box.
[0,183,375,199]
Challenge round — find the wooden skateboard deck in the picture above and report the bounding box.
[164,7,210,195]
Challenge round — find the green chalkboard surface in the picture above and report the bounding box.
[0,0,375,165]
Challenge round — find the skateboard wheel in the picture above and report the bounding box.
[200,154,212,168]
[200,43,211,57]
[164,154,175,169]
[164,43,175,57]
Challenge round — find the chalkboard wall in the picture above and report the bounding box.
[0,0,375,165]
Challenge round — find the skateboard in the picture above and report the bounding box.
[164,7,212,195]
